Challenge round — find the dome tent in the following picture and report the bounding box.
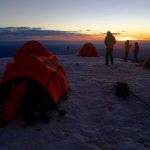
[0,41,68,125]
[78,42,98,57]
[14,40,58,63]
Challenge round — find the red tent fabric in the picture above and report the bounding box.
[14,40,58,63]
[78,42,98,57]
[0,56,68,121]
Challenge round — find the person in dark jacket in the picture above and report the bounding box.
[124,40,132,62]
[104,31,116,65]
[133,42,139,63]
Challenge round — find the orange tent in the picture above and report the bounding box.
[78,42,98,57]
[14,40,58,63]
[0,47,68,122]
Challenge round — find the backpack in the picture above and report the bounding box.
[114,82,130,97]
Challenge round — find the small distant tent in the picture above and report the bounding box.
[14,40,58,63]
[78,42,98,57]
[143,56,150,69]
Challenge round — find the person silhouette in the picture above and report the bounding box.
[104,31,116,65]
[133,42,139,63]
[124,40,132,62]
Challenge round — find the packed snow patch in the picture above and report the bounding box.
[0,55,150,150]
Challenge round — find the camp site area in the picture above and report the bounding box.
[0,55,150,150]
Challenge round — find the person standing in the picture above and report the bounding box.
[133,42,139,63]
[124,40,132,62]
[104,31,116,65]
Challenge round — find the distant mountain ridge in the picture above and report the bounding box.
[0,40,150,59]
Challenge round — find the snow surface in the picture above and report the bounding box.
[0,55,150,150]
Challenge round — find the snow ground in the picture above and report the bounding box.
[0,55,150,150]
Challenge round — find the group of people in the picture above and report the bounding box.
[104,31,140,65]
[124,40,139,63]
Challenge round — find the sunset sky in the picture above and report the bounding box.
[0,0,150,41]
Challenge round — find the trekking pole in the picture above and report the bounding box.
[129,90,150,110]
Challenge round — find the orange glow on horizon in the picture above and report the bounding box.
[28,35,102,41]
[27,34,150,42]
[117,36,137,41]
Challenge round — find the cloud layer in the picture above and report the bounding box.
[0,27,124,41]
[0,27,95,41]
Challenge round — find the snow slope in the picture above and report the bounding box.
[0,55,150,150]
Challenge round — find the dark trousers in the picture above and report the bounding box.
[134,54,138,62]
[124,51,129,62]
[105,48,113,65]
